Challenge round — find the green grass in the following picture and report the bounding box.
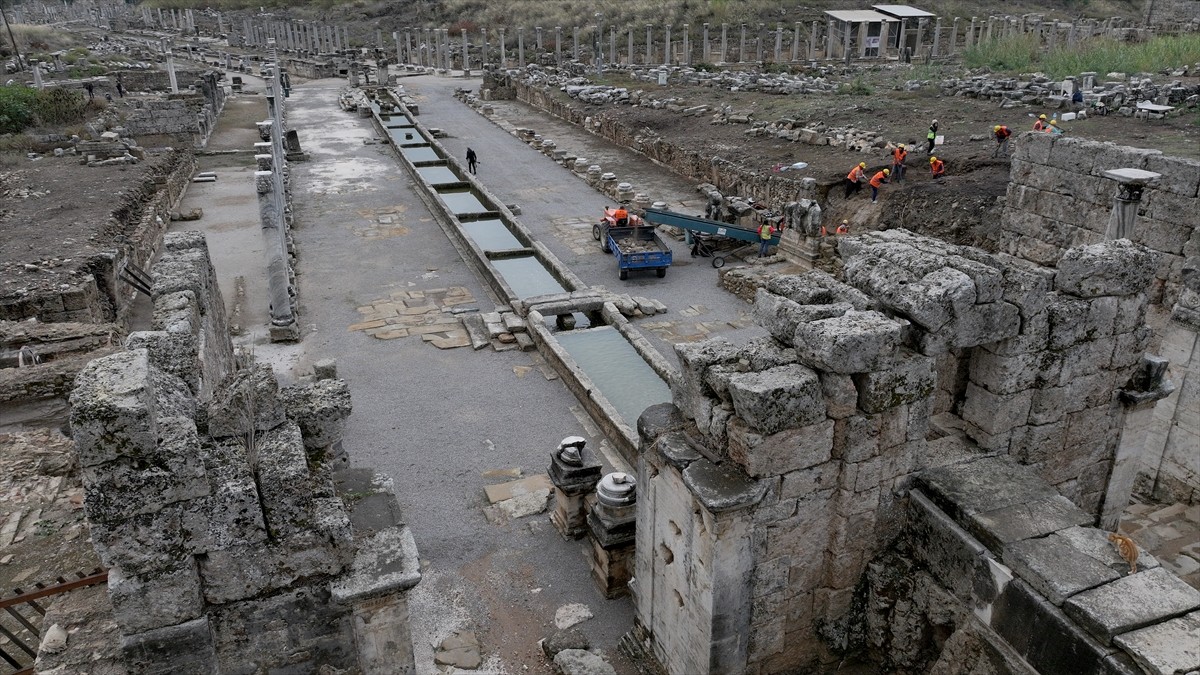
[964,34,1200,78]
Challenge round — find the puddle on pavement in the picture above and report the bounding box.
[436,189,488,215]
[399,144,440,162]
[461,219,522,251]
[556,326,672,428]
[490,256,567,299]
[416,166,460,185]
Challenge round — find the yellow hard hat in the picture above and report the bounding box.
[994,125,1001,131]
[882,168,890,175]
[1050,119,1058,125]
[898,143,905,149]
[930,156,937,162]
[842,219,849,224]
[859,161,866,168]
[1039,114,1047,119]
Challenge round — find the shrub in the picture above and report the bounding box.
[33,88,87,127]
[0,86,38,134]
[837,76,873,96]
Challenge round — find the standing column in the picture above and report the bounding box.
[810,21,819,60]
[721,23,728,63]
[536,25,543,52]
[826,18,835,58]
[573,26,580,61]
[792,22,801,61]
[609,27,616,68]
[756,23,765,62]
[394,31,402,65]
[738,23,746,62]
[843,22,852,61]
[166,51,179,93]
[932,18,942,56]
[774,25,783,62]
[950,17,960,55]
[627,29,634,66]
[967,17,977,49]
[518,28,526,67]
[645,25,653,65]
[664,25,671,65]
[498,28,506,67]
[555,26,562,67]
[703,23,711,63]
[462,28,469,73]
[915,19,925,57]
[986,16,994,43]
[682,24,690,65]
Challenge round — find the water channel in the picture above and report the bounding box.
[556,326,673,428]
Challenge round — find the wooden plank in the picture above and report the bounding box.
[0,570,108,610]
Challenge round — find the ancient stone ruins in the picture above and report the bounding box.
[0,1,1198,674]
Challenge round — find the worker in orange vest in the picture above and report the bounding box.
[992,124,1012,157]
[930,156,945,179]
[890,144,908,182]
[1032,114,1048,131]
[836,220,849,235]
[613,205,629,226]
[844,161,867,198]
[757,220,776,258]
[869,168,890,203]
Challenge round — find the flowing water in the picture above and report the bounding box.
[556,326,672,428]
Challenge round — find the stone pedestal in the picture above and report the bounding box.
[548,437,602,539]
[587,473,637,598]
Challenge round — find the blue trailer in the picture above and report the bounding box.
[604,226,673,280]
[643,207,780,268]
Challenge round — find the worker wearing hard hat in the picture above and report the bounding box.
[836,220,850,235]
[992,125,1012,158]
[869,168,890,203]
[891,144,908,183]
[1044,119,1065,136]
[844,161,868,198]
[1033,113,1048,131]
[926,119,938,154]
[930,156,945,179]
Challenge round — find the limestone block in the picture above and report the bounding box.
[1047,136,1102,174]
[126,330,199,393]
[255,420,317,540]
[779,462,838,499]
[1014,129,1056,164]
[969,349,1049,395]
[554,649,617,675]
[853,352,934,414]
[82,417,210,524]
[1143,154,1200,198]
[1134,215,1193,257]
[108,561,204,634]
[682,457,767,513]
[120,617,217,675]
[766,271,873,309]
[1064,568,1200,644]
[753,289,849,346]
[1057,337,1118,383]
[1114,610,1200,675]
[70,349,159,467]
[727,363,826,435]
[673,338,741,421]
[197,543,279,604]
[151,290,201,335]
[1010,422,1068,464]
[1003,535,1121,606]
[833,415,880,463]
[151,248,213,305]
[280,378,353,450]
[740,336,801,372]
[961,382,1033,436]
[1087,143,1162,179]
[90,506,188,576]
[793,311,903,374]
[206,364,287,440]
[819,373,857,419]
[1047,295,1093,349]
[728,417,834,478]
[1055,240,1161,298]
[183,439,267,553]
[952,302,1022,348]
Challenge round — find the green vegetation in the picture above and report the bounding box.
[0,85,88,134]
[964,34,1200,78]
[837,76,873,96]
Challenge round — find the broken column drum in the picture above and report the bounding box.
[1101,168,1161,241]
[587,472,637,598]
[548,436,602,539]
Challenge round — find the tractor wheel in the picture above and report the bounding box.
[619,268,629,281]
[656,268,667,278]
[712,256,726,269]
[592,223,601,241]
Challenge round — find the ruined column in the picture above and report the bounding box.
[810,21,819,60]
[967,17,977,49]
[757,23,765,62]
[682,24,690,65]
[1102,169,1161,241]
[587,473,637,598]
[645,25,653,65]
[166,52,179,93]
[1102,357,1175,530]
[462,28,469,74]
[792,22,801,61]
[932,18,942,56]
[721,23,728,63]
[738,23,746,62]
[915,18,926,57]
[518,27,526,67]
[499,28,506,67]
[951,17,960,54]
[555,26,562,67]
[573,25,580,61]
[548,437,602,539]
[1047,21,1058,51]
[627,29,634,66]
[774,25,783,62]
[536,25,543,52]
[703,23,711,63]
[610,27,617,68]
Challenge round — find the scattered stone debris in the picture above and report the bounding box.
[541,627,591,659]
[552,648,617,675]
[554,603,593,630]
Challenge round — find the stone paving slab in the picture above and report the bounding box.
[1113,610,1200,675]
[1004,534,1122,606]
[1122,501,1200,590]
[1064,567,1200,644]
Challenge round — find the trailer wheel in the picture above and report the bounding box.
[602,238,611,253]
[712,256,726,269]
[592,223,601,241]
[619,268,629,280]
[656,268,667,278]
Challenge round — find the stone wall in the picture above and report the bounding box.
[995,132,1199,309]
[68,232,421,673]
[631,231,1172,674]
[121,71,227,146]
[516,82,809,211]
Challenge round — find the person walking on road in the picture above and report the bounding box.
[992,125,1012,157]
[844,161,867,198]
[929,156,946,179]
[869,168,890,203]
[890,144,908,182]
[757,220,776,258]
[466,147,479,174]
[926,119,938,154]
